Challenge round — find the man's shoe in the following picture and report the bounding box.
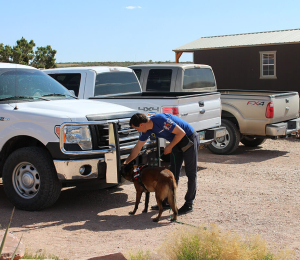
[151,202,170,210]
[178,204,193,215]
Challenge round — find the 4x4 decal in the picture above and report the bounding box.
[247,101,265,106]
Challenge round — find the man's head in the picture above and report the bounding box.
[130,113,148,132]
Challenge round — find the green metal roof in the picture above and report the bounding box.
[173,29,300,52]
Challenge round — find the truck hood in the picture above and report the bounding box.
[11,99,135,120]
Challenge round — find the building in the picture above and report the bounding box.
[173,29,300,92]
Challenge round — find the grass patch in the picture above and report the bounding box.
[125,250,151,260]
[23,250,68,260]
[158,224,295,260]
[127,224,295,260]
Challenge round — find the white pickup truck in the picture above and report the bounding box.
[0,63,158,211]
[129,64,300,154]
[44,66,226,159]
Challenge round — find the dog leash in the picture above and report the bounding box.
[149,153,164,167]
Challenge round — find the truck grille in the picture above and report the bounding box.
[93,121,140,153]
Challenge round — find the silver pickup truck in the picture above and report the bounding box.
[44,66,226,160]
[129,64,300,154]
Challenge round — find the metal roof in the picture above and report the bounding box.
[173,29,300,52]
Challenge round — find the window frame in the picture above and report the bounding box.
[260,51,277,79]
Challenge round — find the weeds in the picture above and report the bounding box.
[0,207,23,260]
[23,251,68,260]
[158,224,295,260]
[127,224,295,260]
[125,250,151,260]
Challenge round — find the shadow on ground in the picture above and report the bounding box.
[198,144,288,164]
[0,182,172,233]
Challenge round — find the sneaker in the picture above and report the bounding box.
[151,202,170,210]
[178,204,193,215]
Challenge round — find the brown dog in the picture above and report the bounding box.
[120,161,178,222]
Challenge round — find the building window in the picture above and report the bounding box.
[260,51,277,79]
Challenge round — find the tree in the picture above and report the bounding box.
[12,37,36,65]
[0,44,13,62]
[32,45,57,69]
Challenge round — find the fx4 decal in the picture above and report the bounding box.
[247,101,265,106]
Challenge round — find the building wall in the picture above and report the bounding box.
[193,43,300,93]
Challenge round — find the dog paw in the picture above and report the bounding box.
[152,218,159,222]
[129,211,135,215]
[142,210,148,213]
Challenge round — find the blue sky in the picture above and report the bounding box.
[1,0,299,63]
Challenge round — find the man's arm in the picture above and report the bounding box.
[164,125,186,154]
[123,139,147,164]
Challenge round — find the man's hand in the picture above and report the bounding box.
[164,145,173,155]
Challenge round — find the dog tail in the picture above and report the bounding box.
[168,179,178,215]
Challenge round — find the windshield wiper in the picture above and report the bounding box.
[42,93,77,99]
[0,96,34,101]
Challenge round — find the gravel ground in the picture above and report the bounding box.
[0,138,300,259]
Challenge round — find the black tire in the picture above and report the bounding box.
[241,136,266,147]
[2,147,62,211]
[208,119,240,155]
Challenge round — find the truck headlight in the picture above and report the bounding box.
[55,125,92,150]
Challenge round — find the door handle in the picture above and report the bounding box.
[199,109,205,114]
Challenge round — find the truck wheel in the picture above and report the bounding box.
[207,119,240,155]
[241,136,266,147]
[2,147,62,211]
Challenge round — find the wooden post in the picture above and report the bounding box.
[175,52,183,63]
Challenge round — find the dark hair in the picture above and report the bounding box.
[130,113,148,127]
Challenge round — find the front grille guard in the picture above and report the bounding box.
[58,118,156,156]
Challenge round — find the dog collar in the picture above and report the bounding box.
[132,165,149,192]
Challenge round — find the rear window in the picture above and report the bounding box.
[146,69,172,92]
[48,73,81,96]
[94,71,140,96]
[183,68,216,90]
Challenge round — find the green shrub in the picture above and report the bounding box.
[125,250,151,260]
[158,224,295,260]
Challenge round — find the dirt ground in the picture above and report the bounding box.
[1,138,300,260]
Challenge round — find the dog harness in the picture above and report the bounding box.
[133,165,149,192]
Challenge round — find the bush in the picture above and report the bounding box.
[158,224,295,260]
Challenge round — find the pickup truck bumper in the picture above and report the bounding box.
[198,126,226,145]
[266,118,300,136]
[53,119,158,182]
[53,145,157,181]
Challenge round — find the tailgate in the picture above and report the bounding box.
[174,92,222,131]
[272,92,299,122]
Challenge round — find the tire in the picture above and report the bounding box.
[208,119,240,155]
[241,136,266,147]
[2,147,62,211]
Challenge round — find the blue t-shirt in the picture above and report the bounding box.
[139,113,194,142]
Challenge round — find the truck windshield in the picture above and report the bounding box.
[94,71,141,96]
[183,68,216,90]
[0,68,75,101]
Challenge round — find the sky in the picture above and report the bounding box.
[1,0,300,63]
